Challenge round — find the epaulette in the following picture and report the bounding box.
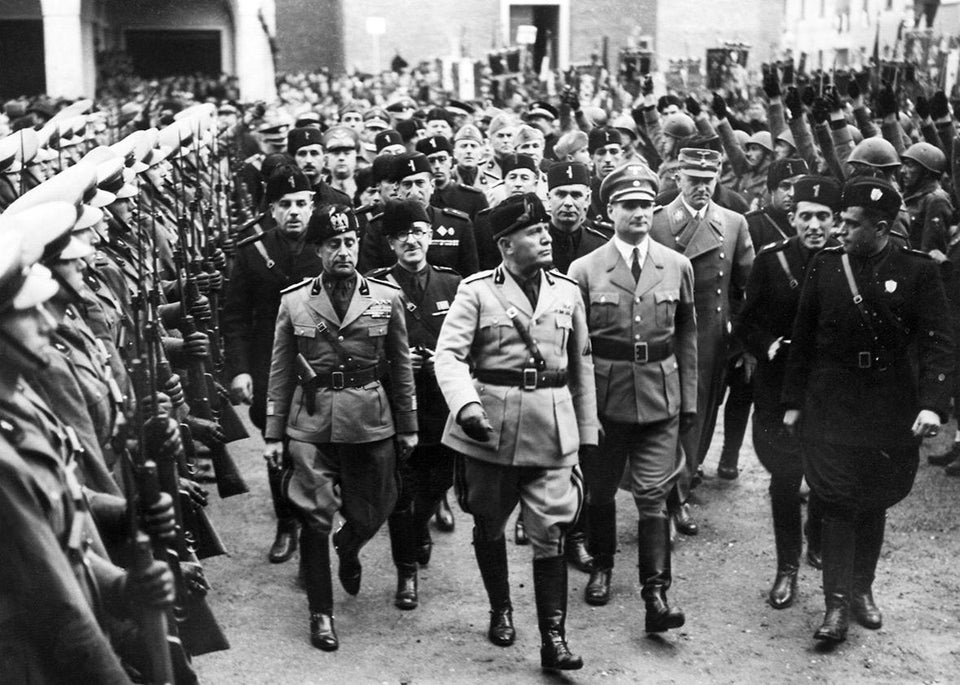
[548,269,578,285]
[281,277,312,294]
[757,238,790,256]
[821,245,844,253]
[903,246,935,260]
[366,276,401,290]
[237,231,267,249]
[458,183,482,194]
[584,225,608,240]
[366,267,392,279]
[432,264,459,274]
[440,207,469,220]
[464,269,495,283]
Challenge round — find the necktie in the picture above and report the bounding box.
[631,247,642,283]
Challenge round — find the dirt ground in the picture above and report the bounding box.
[193,409,960,684]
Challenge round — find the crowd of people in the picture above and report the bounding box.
[1,55,959,682]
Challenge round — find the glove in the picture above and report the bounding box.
[825,85,843,113]
[560,85,580,112]
[711,92,728,120]
[876,83,898,118]
[121,560,175,609]
[229,373,253,404]
[784,86,803,119]
[800,84,815,108]
[930,90,950,120]
[846,76,861,101]
[916,95,930,120]
[811,97,830,125]
[141,491,176,543]
[641,75,654,96]
[457,402,493,442]
[162,373,185,408]
[685,95,702,118]
[781,61,795,86]
[179,477,209,508]
[186,416,225,446]
[188,295,212,322]
[182,331,210,360]
[762,65,781,98]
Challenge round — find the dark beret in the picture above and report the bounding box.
[490,193,549,241]
[287,126,324,155]
[381,199,431,237]
[501,153,538,176]
[547,162,591,189]
[264,165,311,205]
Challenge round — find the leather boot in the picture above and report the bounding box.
[388,510,419,610]
[434,492,455,532]
[473,529,515,646]
[638,518,685,632]
[717,449,740,480]
[813,517,855,644]
[851,510,885,630]
[768,484,801,609]
[584,503,616,606]
[300,526,338,651]
[534,556,583,671]
[514,514,529,545]
[332,525,363,596]
[805,493,824,570]
[412,495,436,565]
[565,509,594,573]
[268,464,300,563]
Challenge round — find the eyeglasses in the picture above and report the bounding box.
[395,228,431,240]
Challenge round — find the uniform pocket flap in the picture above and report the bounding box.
[555,313,573,329]
[479,314,511,328]
[654,289,680,303]
[589,291,620,305]
[293,325,317,338]
[367,325,388,337]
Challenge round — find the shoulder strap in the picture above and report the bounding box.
[775,251,799,289]
[482,274,546,370]
[314,319,359,369]
[840,254,879,343]
[384,272,443,339]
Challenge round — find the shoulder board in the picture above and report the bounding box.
[821,245,844,253]
[281,278,311,294]
[903,246,935,260]
[744,208,763,218]
[653,205,665,213]
[548,269,578,285]
[757,239,790,255]
[458,183,482,194]
[366,276,401,290]
[440,207,469,219]
[464,269,495,283]
[366,267,392,279]
[432,264,460,274]
[584,226,608,240]
[237,231,267,249]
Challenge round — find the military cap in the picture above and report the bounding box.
[553,130,588,159]
[396,118,424,143]
[110,131,149,174]
[425,107,452,124]
[386,97,417,114]
[0,130,36,172]
[305,204,359,244]
[600,163,659,204]
[287,126,324,155]
[840,178,902,220]
[490,193,549,241]
[294,111,322,128]
[588,127,623,154]
[746,131,773,153]
[363,108,390,130]
[371,154,398,184]
[446,100,475,117]
[775,128,796,149]
[0,202,89,265]
[417,135,453,156]
[260,152,295,182]
[390,152,432,182]
[793,175,841,211]
[375,130,405,152]
[767,158,809,190]
[217,102,239,116]
[0,234,58,315]
[257,108,292,134]
[526,101,558,121]
[513,125,545,147]
[547,162,591,189]
[264,165,311,205]
[454,124,484,144]
[686,133,722,153]
[487,113,516,137]
[678,147,722,178]
[611,114,639,141]
[501,153,538,176]
[323,125,359,151]
[340,101,366,117]
[381,199,430,238]
[97,159,137,200]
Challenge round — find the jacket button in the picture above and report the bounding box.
[338,335,345,341]
[634,316,641,322]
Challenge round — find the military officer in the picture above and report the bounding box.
[477,113,517,193]
[587,127,624,226]
[452,124,485,188]
[417,135,488,222]
[782,178,954,644]
[287,126,352,207]
[474,153,543,272]
[649,147,754,536]
[367,199,462,610]
[264,204,418,652]
[568,163,697,632]
[736,176,840,610]
[359,152,478,276]
[546,161,609,274]
[223,165,323,564]
[435,193,599,671]
[744,158,810,250]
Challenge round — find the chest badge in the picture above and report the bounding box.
[884,280,897,294]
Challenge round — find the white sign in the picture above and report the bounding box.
[516,24,538,45]
[947,49,960,95]
[366,17,386,36]
[458,58,476,101]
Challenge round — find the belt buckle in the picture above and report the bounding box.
[522,368,538,390]
[331,371,345,390]
[858,351,872,369]
[634,342,649,364]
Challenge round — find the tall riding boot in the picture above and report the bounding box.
[533,556,583,671]
[565,508,593,573]
[388,510,419,610]
[851,510,885,629]
[768,485,802,609]
[267,464,300,563]
[412,495,436,566]
[434,491,455,532]
[472,529,515,646]
[813,517,856,644]
[638,518,685,633]
[299,526,338,651]
[584,503,616,606]
[332,524,363,596]
[805,492,824,569]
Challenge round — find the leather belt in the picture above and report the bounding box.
[474,368,568,390]
[590,338,675,364]
[315,361,387,390]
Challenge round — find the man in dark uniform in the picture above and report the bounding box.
[367,199,462,610]
[546,161,609,274]
[358,152,478,276]
[744,158,810,250]
[900,142,952,255]
[417,135,488,222]
[287,126,352,207]
[435,193,599,671]
[736,175,839,611]
[223,165,323,564]
[587,128,624,226]
[264,204,418,651]
[782,178,954,645]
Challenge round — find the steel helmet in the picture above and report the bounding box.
[848,136,900,169]
[733,129,751,147]
[901,142,946,175]
[662,113,696,140]
[745,131,773,153]
[775,129,796,149]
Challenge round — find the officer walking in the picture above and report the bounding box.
[263,204,418,651]
[435,193,599,671]
[568,164,697,632]
[782,178,954,644]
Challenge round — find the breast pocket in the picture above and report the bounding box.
[655,290,680,328]
[588,291,620,328]
[479,314,512,348]
[554,313,572,354]
[292,322,317,353]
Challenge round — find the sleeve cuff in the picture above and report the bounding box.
[395,411,418,435]
[264,416,287,441]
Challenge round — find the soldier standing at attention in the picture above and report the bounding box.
[782,178,953,645]
[568,164,697,632]
[263,204,418,651]
[366,199,462,610]
[435,193,599,671]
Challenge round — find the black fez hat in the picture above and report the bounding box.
[501,153,538,176]
[371,154,398,185]
[793,175,841,211]
[264,165,311,205]
[490,193,549,241]
[305,203,359,244]
[767,158,810,190]
[375,129,404,151]
[416,135,453,156]
[547,162,591,189]
[287,126,324,155]
[588,127,623,154]
[840,178,902,221]
[389,152,432,182]
[381,199,431,238]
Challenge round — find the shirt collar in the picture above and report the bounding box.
[680,196,707,220]
[612,234,649,269]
